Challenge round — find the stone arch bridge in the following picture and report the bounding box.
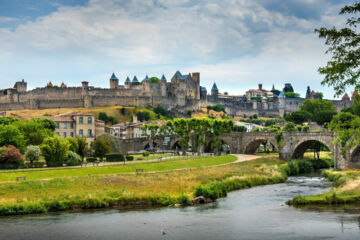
[118,132,359,169]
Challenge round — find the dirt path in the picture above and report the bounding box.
[232,154,277,163]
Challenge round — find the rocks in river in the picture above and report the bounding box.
[191,196,213,205]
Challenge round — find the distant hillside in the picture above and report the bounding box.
[5,106,168,125]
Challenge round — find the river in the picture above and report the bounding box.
[1,175,360,240]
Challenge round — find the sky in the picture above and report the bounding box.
[0,0,352,99]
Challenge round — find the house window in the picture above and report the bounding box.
[70,132,74,137]
[70,123,74,129]
[88,129,92,138]
[56,123,60,129]
[88,117,92,124]
[56,132,60,136]
[79,129,83,137]
[63,132,67,138]
[63,123,67,129]
[79,117,83,124]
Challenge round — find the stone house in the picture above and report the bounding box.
[52,112,105,144]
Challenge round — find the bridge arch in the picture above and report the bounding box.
[291,139,333,160]
[350,145,360,168]
[244,138,278,154]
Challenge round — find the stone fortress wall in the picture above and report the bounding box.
[0,72,354,117]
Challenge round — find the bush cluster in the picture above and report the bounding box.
[106,153,124,162]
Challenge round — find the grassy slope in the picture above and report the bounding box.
[0,157,286,216]
[0,155,237,182]
[5,106,165,123]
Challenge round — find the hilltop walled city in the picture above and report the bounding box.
[0,71,355,117]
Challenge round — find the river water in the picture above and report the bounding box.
[1,175,360,240]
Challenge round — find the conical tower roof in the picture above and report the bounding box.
[132,76,139,83]
[211,83,218,91]
[125,77,130,83]
[161,74,166,81]
[110,73,118,80]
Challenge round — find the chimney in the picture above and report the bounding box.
[258,84,263,91]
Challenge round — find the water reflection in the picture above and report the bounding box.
[1,175,360,240]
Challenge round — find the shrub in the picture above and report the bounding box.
[86,157,97,163]
[286,110,312,124]
[297,160,313,174]
[125,155,134,161]
[66,151,82,166]
[283,122,296,132]
[302,125,310,132]
[136,157,143,160]
[23,162,45,168]
[97,133,121,153]
[106,153,124,162]
[40,136,69,167]
[24,145,41,163]
[287,160,300,175]
[194,181,228,200]
[143,151,150,157]
[0,145,23,169]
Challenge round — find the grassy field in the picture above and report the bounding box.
[0,157,287,216]
[0,155,237,182]
[288,169,360,206]
[5,106,166,123]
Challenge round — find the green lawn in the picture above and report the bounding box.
[0,155,237,182]
[0,157,286,216]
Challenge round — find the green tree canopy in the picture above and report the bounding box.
[92,137,111,159]
[285,110,312,124]
[300,99,337,116]
[0,125,25,152]
[40,136,69,167]
[316,1,360,96]
[149,77,160,83]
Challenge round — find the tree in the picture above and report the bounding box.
[97,133,121,153]
[313,110,337,126]
[25,145,41,163]
[149,77,160,83]
[0,117,19,126]
[316,2,360,96]
[0,124,25,152]
[15,119,53,146]
[283,85,294,93]
[137,111,151,122]
[233,125,247,132]
[66,137,79,153]
[284,92,300,98]
[76,137,88,159]
[92,137,111,159]
[98,112,117,125]
[283,122,296,132]
[285,111,312,124]
[316,92,324,100]
[31,118,57,131]
[299,99,337,121]
[271,89,281,96]
[40,136,69,167]
[154,106,167,117]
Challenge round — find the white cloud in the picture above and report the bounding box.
[0,0,350,99]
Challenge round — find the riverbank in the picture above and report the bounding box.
[0,156,286,216]
[287,169,360,206]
